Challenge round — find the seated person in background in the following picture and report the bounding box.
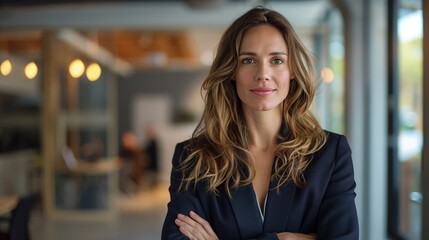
[143,124,159,188]
[82,138,104,162]
[118,131,146,193]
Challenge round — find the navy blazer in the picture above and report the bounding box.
[162,131,359,239]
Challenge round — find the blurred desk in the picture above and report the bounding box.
[62,148,120,175]
[73,159,120,175]
[0,196,18,216]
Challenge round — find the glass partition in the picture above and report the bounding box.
[53,30,118,216]
[397,6,423,240]
[389,0,423,239]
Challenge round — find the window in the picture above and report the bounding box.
[388,0,423,239]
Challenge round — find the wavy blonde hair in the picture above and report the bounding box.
[179,7,327,196]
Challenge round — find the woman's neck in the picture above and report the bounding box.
[244,108,282,151]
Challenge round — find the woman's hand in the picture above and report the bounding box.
[175,211,219,240]
[174,211,315,240]
[277,232,316,240]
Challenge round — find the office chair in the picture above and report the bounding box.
[0,193,37,240]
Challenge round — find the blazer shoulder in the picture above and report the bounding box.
[172,139,192,166]
[324,130,344,140]
[323,130,350,148]
[174,139,191,152]
[315,130,352,161]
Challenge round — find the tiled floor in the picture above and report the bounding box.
[31,184,170,240]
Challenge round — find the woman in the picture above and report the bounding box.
[162,6,358,240]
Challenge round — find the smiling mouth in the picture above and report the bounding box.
[250,88,276,96]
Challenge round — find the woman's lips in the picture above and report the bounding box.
[250,88,276,96]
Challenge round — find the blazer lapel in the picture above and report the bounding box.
[228,184,263,239]
[262,123,297,232]
[263,179,296,232]
[229,124,294,236]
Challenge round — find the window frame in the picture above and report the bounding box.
[387,0,404,237]
[422,0,429,239]
[387,0,426,239]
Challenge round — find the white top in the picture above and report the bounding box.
[253,189,268,223]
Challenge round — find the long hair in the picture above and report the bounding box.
[178,6,327,196]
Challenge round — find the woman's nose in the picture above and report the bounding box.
[255,63,270,81]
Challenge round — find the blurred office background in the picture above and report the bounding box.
[0,0,427,239]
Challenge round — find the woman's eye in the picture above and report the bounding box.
[272,58,284,65]
[241,58,255,64]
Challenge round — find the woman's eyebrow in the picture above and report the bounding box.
[239,52,256,56]
[239,51,288,56]
[269,52,288,56]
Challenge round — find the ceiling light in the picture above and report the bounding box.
[0,59,12,76]
[69,59,85,78]
[24,61,38,79]
[86,63,101,81]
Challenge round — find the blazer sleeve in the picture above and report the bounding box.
[316,135,359,239]
[161,142,208,240]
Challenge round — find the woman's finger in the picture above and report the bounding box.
[177,222,196,239]
[176,217,200,239]
[175,214,207,240]
[175,212,219,240]
[189,211,218,238]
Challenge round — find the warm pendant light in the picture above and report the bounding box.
[86,63,101,81]
[69,59,85,78]
[24,61,38,80]
[0,59,12,76]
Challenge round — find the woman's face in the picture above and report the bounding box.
[234,24,292,113]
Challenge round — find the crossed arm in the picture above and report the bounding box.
[174,211,316,240]
[161,142,318,240]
